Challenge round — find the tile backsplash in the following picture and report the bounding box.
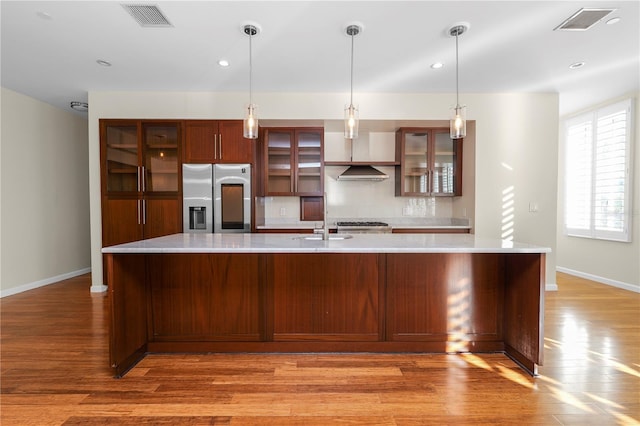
[262,166,453,223]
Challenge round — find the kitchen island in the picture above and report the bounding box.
[103,233,549,377]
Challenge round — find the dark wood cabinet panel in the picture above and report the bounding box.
[270,253,381,341]
[218,120,254,163]
[386,253,503,344]
[101,198,142,247]
[143,198,181,240]
[504,253,545,368]
[300,196,324,221]
[184,120,254,164]
[184,120,217,162]
[106,254,147,377]
[148,254,263,341]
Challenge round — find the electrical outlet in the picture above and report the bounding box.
[279,207,286,216]
[529,202,539,213]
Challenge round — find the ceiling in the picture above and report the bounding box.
[1,1,638,117]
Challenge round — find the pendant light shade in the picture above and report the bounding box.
[449,23,468,139]
[244,103,258,139]
[243,24,259,139]
[344,24,361,140]
[344,103,359,139]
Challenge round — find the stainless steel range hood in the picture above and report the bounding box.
[337,165,389,181]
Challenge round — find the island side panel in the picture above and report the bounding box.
[270,253,381,342]
[147,253,264,342]
[503,253,545,374]
[106,253,148,377]
[385,253,504,352]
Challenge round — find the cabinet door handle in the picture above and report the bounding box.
[141,166,146,192]
[142,199,146,225]
[218,134,222,160]
[137,166,141,192]
[137,199,141,225]
[214,134,218,159]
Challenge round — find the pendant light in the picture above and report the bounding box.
[344,24,361,140]
[449,23,469,139]
[243,24,259,139]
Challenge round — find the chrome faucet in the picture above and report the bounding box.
[322,192,329,240]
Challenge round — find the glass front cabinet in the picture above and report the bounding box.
[263,127,323,196]
[395,127,462,197]
[100,120,182,247]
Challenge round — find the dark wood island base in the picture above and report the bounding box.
[106,250,545,378]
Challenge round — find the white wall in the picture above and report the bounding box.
[557,92,640,292]
[88,91,558,289]
[0,88,91,296]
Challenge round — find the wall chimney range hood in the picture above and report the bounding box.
[337,165,389,181]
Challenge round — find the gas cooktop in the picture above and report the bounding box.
[336,221,389,227]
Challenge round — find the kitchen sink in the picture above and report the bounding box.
[294,234,353,241]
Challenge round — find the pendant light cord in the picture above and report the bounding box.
[455,32,459,108]
[350,31,354,106]
[249,29,253,106]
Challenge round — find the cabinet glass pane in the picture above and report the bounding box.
[433,131,455,194]
[144,125,179,192]
[106,125,139,192]
[267,131,293,193]
[296,131,322,194]
[403,132,429,194]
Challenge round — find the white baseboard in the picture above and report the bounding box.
[545,283,559,292]
[91,284,108,293]
[556,266,640,293]
[0,267,92,298]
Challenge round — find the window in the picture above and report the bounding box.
[564,98,634,242]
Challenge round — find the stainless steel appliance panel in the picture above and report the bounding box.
[182,164,213,233]
[213,164,251,233]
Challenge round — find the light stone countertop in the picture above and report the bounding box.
[102,233,549,254]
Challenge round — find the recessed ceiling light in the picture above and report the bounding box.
[218,59,230,67]
[569,61,585,69]
[606,17,621,25]
[70,101,88,112]
[431,62,443,69]
[36,11,53,20]
[96,59,112,67]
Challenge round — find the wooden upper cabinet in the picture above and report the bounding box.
[101,120,181,196]
[142,123,180,194]
[262,127,324,196]
[101,121,140,196]
[395,127,462,197]
[184,120,254,164]
[100,119,182,246]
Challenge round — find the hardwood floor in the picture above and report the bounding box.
[1,272,638,425]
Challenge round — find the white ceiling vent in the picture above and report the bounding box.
[122,4,172,27]
[554,8,615,31]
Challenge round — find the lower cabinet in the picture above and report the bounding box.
[102,197,181,247]
[270,253,382,341]
[385,253,503,345]
[148,254,263,341]
[107,251,544,377]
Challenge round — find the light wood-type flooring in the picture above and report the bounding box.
[1,272,638,425]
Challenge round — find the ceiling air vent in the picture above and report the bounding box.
[554,8,615,31]
[122,4,172,27]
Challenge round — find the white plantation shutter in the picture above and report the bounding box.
[564,99,633,242]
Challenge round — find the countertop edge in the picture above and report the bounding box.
[102,233,551,255]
